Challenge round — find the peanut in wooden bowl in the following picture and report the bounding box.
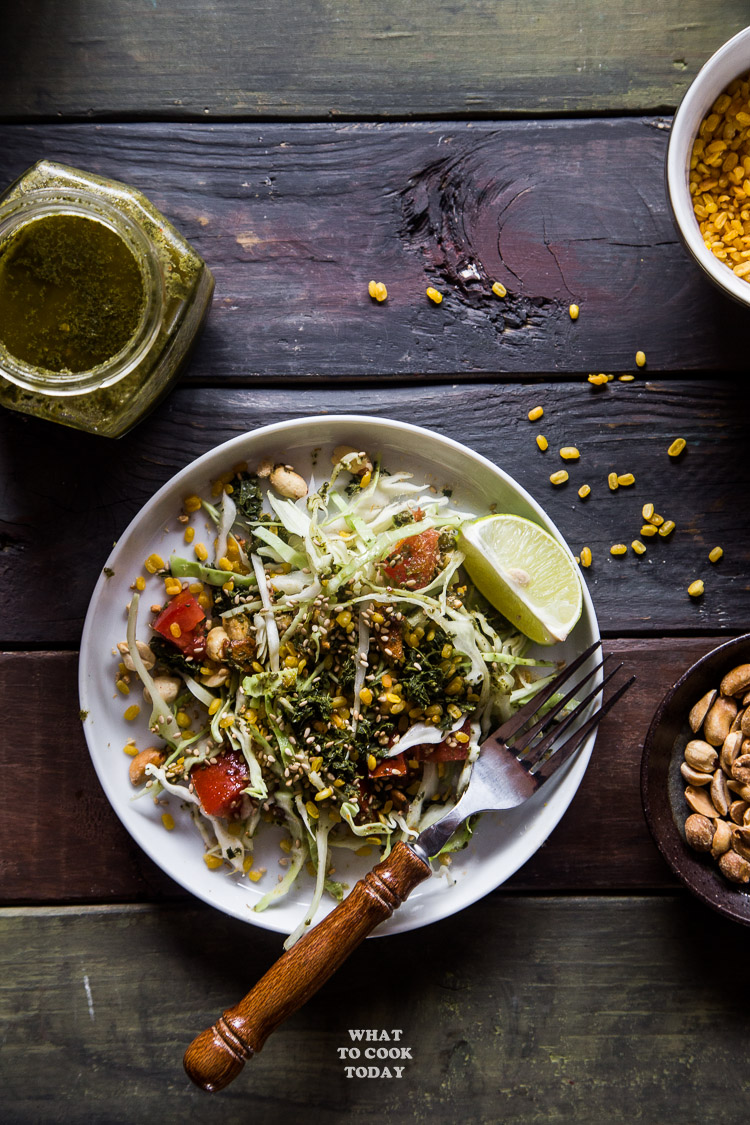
[641,633,750,927]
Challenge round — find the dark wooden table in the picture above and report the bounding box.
[2,4,750,1122]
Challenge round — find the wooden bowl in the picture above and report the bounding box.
[641,634,750,926]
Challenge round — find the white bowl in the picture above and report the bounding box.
[667,25,750,306]
[79,415,600,937]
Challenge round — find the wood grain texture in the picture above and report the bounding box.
[0,1,747,119]
[1,381,748,646]
[184,843,431,1091]
[0,639,730,905]
[2,896,749,1122]
[1,120,750,378]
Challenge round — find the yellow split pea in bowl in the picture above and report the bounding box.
[667,26,750,306]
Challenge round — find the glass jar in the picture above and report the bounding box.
[0,160,214,437]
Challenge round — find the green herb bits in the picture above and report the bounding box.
[0,160,214,437]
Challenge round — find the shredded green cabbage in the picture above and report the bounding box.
[117,449,560,943]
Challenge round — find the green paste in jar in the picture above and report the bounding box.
[0,213,145,372]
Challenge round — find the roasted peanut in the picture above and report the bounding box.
[728,780,750,802]
[684,666,750,887]
[331,445,373,476]
[269,464,308,500]
[129,747,165,786]
[718,849,750,884]
[720,663,750,698]
[202,665,230,688]
[685,785,720,818]
[720,730,744,775]
[730,799,749,825]
[684,740,718,772]
[206,626,229,663]
[689,689,717,734]
[711,769,731,817]
[117,639,156,671]
[732,825,750,862]
[704,696,738,746]
[685,813,714,852]
[711,818,733,858]
[681,762,712,786]
[143,674,181,705]
[731,754,750,785]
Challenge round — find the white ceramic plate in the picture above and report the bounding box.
[79,415,600,937]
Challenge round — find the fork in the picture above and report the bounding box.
[184,640,633,1091]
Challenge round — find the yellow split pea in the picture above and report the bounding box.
[690,76,750,281]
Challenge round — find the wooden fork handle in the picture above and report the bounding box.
[183,841,431,1092]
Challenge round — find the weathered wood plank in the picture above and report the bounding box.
[1,120,749,377]
[1,1,747,119]
[0,640,728,904]
[1,382,747,645]
[1,897,748,1123]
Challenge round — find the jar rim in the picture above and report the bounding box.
[0,188,164,396]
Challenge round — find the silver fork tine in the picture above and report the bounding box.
[515,659,623,763]
[529,674,635,782]
[493,639,602,743]
[509,654,611,751]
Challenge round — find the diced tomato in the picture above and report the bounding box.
[369,752,408,779]
[191,750,249,818]
[153,589,207,656]
[383,528,440,590]
[412,719,472,763]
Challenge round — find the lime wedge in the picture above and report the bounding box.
[458,514,583,646]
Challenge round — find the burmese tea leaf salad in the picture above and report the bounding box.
[118,444,563,946]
